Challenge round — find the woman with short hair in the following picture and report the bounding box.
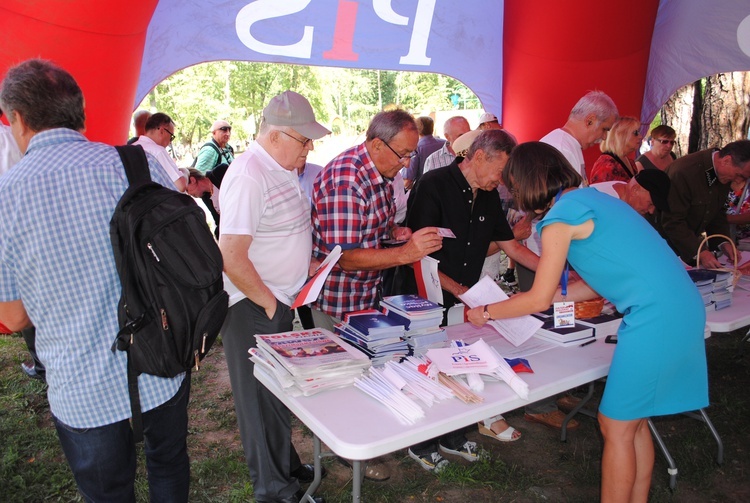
[636,124,677,172]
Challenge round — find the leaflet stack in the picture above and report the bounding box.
[251,328,371,396]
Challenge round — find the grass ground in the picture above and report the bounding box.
[1,326,749,502]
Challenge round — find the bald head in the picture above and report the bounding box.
[443,116,471,155]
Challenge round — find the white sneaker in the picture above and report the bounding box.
[407,448,449,473]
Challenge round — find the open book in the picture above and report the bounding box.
[458,276,543,346]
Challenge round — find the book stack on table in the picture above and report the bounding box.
[335,310,410,366]
[251,328,371,396]
[577,312,623,339]
[531,313,595,346]
[687,269,733,311]
[380,294,447,354]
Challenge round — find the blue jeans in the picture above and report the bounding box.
[53,376,191,503]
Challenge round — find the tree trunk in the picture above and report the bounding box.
[700,72,750,150]
[660,81,698,157]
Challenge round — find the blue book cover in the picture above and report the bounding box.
[381,294,443,316]
[346,312,405,335]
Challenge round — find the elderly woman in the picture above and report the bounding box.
[589,116,643,184]
[636,125,677,171]
[468,142,708,503]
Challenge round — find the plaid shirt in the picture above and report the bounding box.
[311,142,395,318]
[0,129,183,428]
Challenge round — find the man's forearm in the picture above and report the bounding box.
[338,246,407,271]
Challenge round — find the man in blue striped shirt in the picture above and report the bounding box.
[0,59,190,502]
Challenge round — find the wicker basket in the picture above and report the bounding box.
[696,234,741,287]
[574,297,605,319]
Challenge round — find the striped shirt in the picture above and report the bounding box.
[0,129,184,428]
[422,143,456,175]
[311,142,395,318]
[220,141,312,306]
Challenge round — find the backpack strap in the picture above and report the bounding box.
[113,144,151,442]
[115,145,152,186]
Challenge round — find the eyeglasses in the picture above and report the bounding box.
[279,129,313,148]
[161,127,175,141]
[653,138,676,146]
[218,126,232,132]
[381,139,416,163]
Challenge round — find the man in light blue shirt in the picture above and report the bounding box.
[0,59,190,502]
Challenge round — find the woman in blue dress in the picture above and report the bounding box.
[467,142,708,503]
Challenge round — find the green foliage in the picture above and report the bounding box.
[140,62,475,146]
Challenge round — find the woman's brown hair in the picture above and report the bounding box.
[502,142,582,214]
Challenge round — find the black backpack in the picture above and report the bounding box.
[110,145,229,439]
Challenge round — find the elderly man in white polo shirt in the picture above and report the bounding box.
[219,91,330,503]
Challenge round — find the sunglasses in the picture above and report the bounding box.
[161,127,175,141]
[218,126,231,132]
[653,138,676,145]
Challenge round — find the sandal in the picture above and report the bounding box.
[336,456,391,482]
[524,410,579,430]
[477,414,521,442]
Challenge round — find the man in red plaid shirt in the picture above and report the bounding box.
[310,109,443,329]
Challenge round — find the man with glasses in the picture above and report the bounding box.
[133,112,187,192]
[219,90,330,503]
[311,109,443,330]
[310,109,442,482]
[195,119,235,173]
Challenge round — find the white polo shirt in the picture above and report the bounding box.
[220,141,312,306]
[133,135,184,186]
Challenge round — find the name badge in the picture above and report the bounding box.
[553,301,575,328]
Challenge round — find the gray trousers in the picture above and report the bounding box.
[221,297,301,501]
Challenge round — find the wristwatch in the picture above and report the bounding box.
[482,304,492,321]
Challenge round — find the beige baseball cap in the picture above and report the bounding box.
[262,90,331,139]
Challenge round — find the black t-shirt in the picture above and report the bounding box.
[407,160,514,307]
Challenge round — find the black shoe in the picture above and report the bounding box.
[20,362,42,380]
[501,268,517,287]
[273,490,325,503]
[291,463,327,484]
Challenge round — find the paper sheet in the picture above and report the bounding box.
[458,276,544,346]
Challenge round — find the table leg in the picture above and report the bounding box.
[648,418,678,490]
[351,460,362,503]
[301,436,324,502]
[683,408,724,465]
[561,381,595,442]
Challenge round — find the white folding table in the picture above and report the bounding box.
[255,329,615,502]
[705,282,750,332]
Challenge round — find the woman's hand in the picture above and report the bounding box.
[467,305,489,327]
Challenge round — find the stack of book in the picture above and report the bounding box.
[531,314,595,346]
[687,269,733,311]
[335,309,409,366]
[577,312,623,339]
[380,294,446,352]
[251,328,371,396]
